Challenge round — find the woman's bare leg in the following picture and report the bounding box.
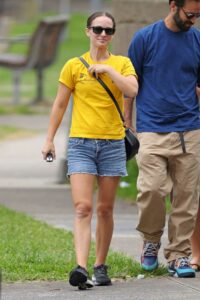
[70,173,96,269]
[94,176,120,265]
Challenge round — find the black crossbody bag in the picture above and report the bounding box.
[79,56,139,160]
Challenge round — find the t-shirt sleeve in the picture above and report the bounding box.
[128,30,145,80]
[59,59,75,90]
[121,57,138,79]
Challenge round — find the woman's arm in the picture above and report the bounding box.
[42,83,71,160]
[124,97,134,128]
[124,97,137,134]
[88,64,138,98]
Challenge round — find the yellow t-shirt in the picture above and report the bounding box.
[59,51,137,139]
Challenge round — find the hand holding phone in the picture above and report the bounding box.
[46,153,53,162]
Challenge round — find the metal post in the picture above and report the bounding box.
[34,67,43,103]
[12,69,21,104]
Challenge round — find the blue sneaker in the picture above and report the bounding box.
[141,241,161,271]
[168,257,196,278]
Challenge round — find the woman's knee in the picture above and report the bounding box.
[75,202,92,219]
[96,204,113,218]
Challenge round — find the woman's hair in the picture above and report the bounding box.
[169,0,200,7]
[86,11,116,29]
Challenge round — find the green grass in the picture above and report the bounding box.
[0,125,36,141]
[0,205,167,282]
[0,125,21,139]
[0,104,41,115]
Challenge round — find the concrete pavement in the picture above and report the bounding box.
[2,277,200,300]
[0,114,200,299]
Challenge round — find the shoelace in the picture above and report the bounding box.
[143,243,160,256]
[95,265,108,274]
[176,257,189,268]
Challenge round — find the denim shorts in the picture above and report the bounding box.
[67,138,127,177]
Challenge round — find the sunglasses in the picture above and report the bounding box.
[181,7,200,19]
[89,26,115,35]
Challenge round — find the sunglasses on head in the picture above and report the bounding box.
[181,7,200,19]
[89,26,115,35]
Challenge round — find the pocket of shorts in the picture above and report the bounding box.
[68,138,84,148]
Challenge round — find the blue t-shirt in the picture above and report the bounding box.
[128,20,200,132]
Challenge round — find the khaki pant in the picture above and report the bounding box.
[136,130,200,262]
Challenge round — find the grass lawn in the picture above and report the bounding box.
[0,205,167,282]
[0,104,46,115]
[0,125,37,141]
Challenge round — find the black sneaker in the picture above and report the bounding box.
[69,265,94,290]
[92,264,112,286]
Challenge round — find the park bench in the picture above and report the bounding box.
[0,15,69,104]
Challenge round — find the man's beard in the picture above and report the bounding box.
[173,9,193,31]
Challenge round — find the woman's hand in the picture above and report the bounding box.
[88,64,138,98]
[42,141,56,160]
[88,64,111,78]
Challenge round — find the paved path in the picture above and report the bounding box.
[0,115,200,300]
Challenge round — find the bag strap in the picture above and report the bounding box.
[79,56,125,123]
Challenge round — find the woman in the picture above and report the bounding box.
[42,11,138,289]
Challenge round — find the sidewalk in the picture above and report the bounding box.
[0,115,200,300]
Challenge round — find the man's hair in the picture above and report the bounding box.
[169,0,200,6]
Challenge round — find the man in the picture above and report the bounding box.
[127,0,200,278]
